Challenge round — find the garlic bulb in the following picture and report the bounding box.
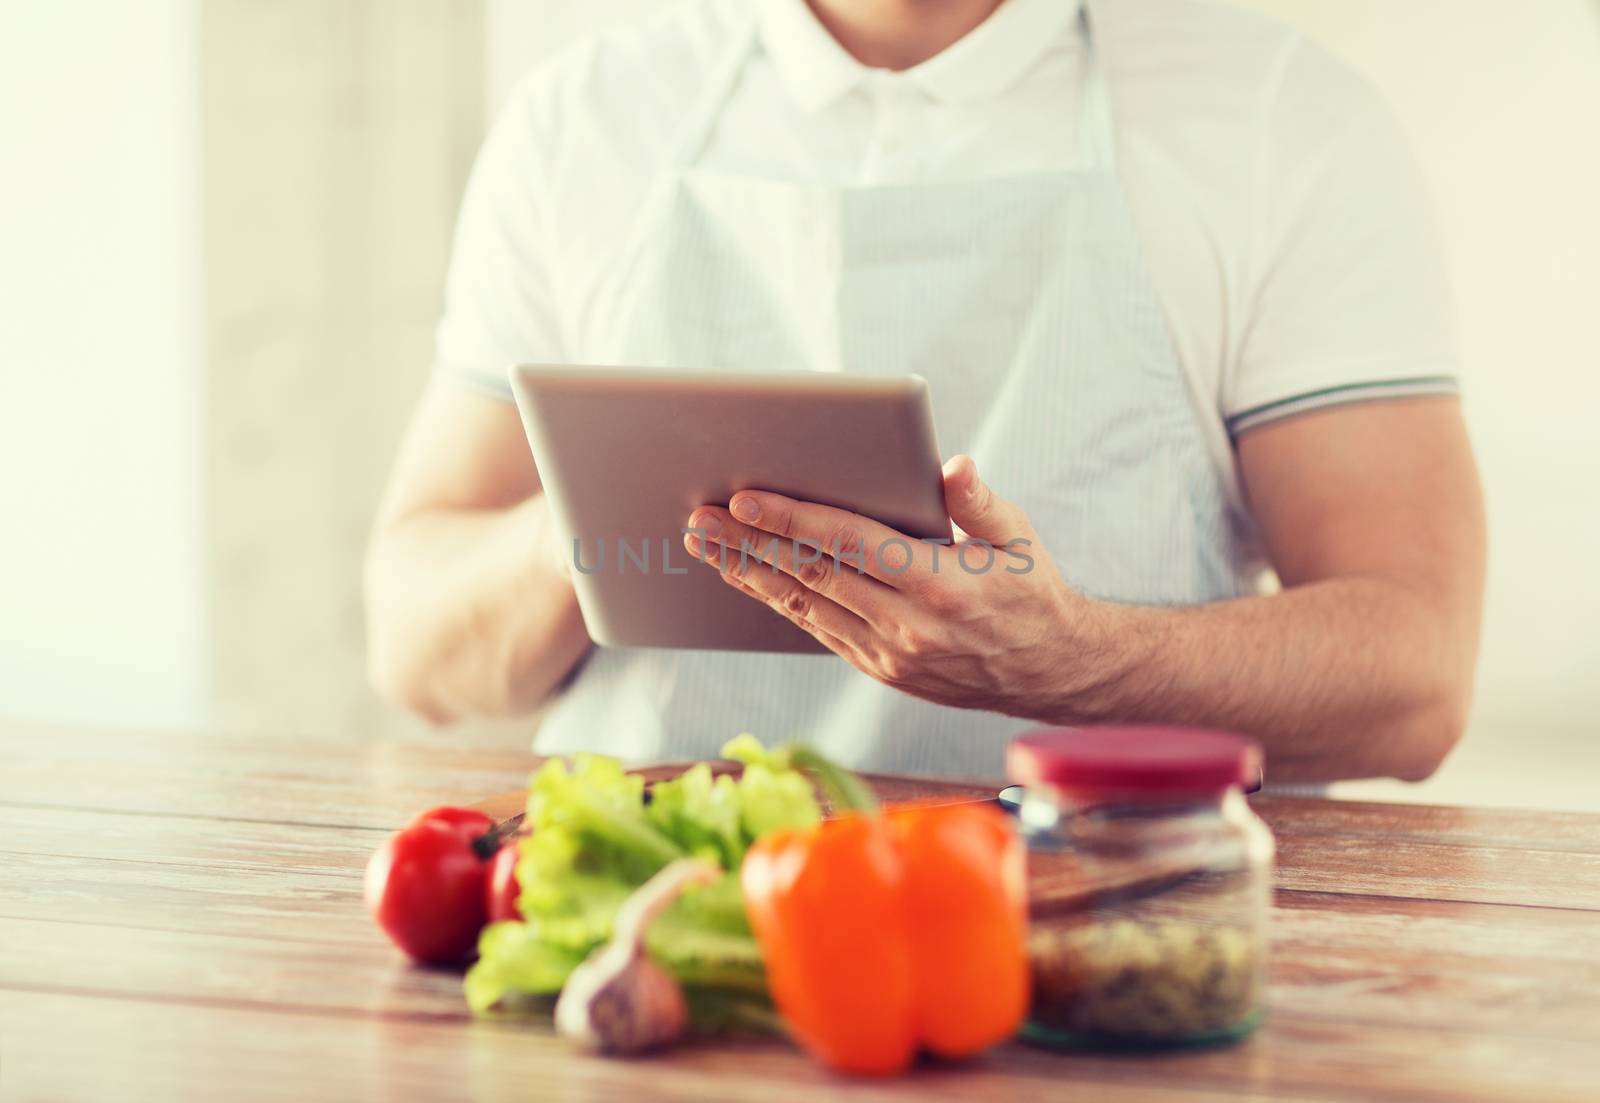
[554,858,721,1054]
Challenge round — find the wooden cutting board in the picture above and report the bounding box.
[469,762,994,821]
[470,763,1177,915]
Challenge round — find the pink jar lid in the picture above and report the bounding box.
[1007,726,1262,795]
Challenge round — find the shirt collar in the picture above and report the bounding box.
[756,0,1081,112]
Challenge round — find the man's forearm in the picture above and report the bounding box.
[1039,578,1475,783]
[364,495,589,723]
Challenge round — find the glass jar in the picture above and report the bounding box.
[1007,726,1274,1050]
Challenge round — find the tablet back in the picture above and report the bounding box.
[511,365,951,652]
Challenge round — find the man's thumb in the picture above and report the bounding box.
[942,455,1031,546]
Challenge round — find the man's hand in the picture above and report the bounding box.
[685,397,1485,784]
[684,455,1099,715]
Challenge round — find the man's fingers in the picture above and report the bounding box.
[942,455,1034,547]
[717,571,860,662]
[696,535,876,652]
[724,491,921,587]
[685,508,898,620]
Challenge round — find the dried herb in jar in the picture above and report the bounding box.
[1029,917,1260,1043]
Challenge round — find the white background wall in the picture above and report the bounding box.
[0,1,483,741]
[485,0,1600,807]
[0,2,208,726]
[195,0,484,741]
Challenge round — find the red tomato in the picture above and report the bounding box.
[484,840,524,923]
[365,820,489,963]
[408,805,494,842]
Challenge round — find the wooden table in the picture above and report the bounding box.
[3,721,1598,1102]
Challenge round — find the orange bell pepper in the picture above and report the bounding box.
[739,756,1029,1076]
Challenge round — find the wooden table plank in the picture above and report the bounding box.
[1268,895,1600,1042]
[1254,798,1600,853]
[0,990,1273,1103]
[9,810,1600,1050]
[3,722,1599,1100]
[1273,835,1600,911]
[5,890,1598,1044]
[6,808,1600,1044]
[0,804,382,872]
[6,987,1598,1103]
[0,721,536,829]
[0,916,467,1018]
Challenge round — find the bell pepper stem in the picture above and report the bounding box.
[788,747,879,816]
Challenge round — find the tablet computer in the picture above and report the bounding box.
[510,365,951,652]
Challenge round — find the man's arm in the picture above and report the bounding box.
[681,398,1484,783]
[364,383,589,723]
[1063,398,1486,781]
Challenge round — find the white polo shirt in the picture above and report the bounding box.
[436,0,1458,454]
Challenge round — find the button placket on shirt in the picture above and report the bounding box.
[859,72,924,184]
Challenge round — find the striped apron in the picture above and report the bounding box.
[533,5,1262,779]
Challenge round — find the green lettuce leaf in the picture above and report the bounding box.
[649,871,767,992]
[464,738,827,1017]
[645,763,746,867]
[525,754,684,879]
[720,734,823,838]
[463,920,584,1013]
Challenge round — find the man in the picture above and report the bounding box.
[366,0,1484,783]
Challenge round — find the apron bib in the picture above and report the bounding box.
[537,6,1259,778]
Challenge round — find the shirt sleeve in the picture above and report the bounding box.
[431,79,564,401]
[1223,40,1459,436]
